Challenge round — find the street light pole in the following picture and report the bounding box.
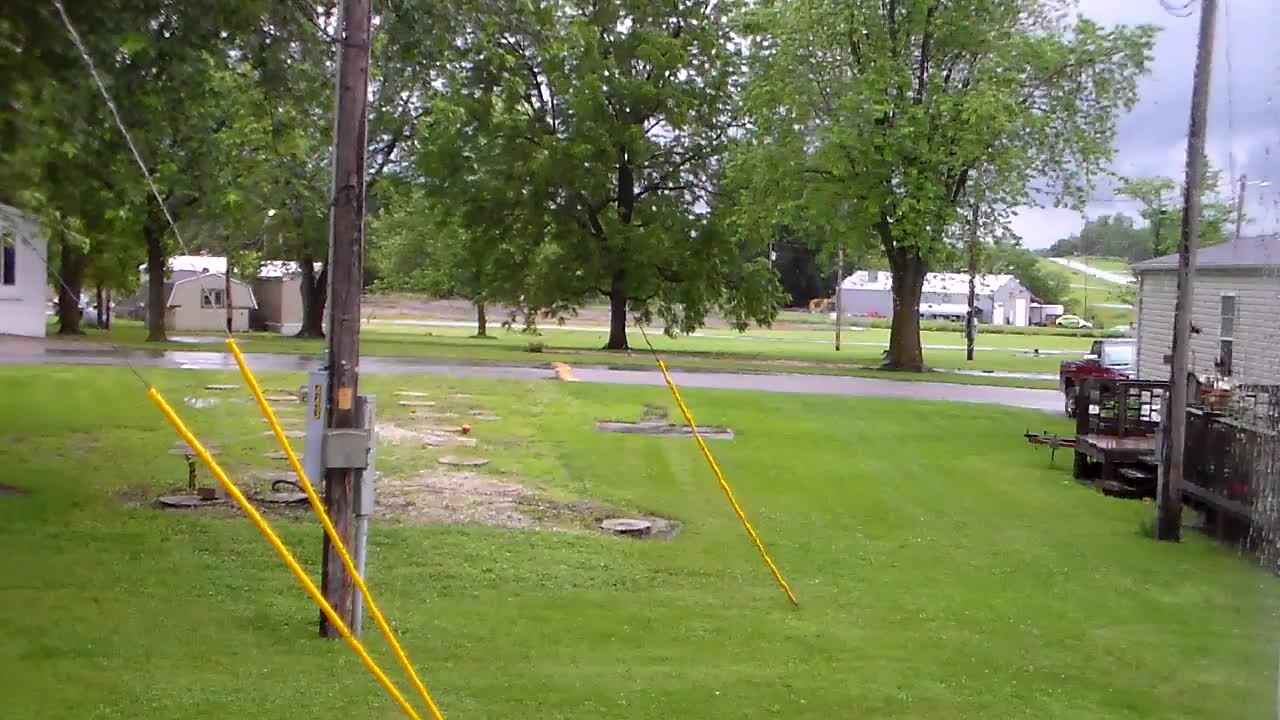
[1235,174,1247,241]
[1158,0,1218,543]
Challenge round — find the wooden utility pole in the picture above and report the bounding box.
[320,0,372,637]
[1234,174,1247,240]
[966,203,979,361]
[834,245,843,352]
[1158,0,1218,543]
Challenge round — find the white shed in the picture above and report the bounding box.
[839,270,1034,325]
[165,273,258,332]
[0,204,48,337]
[1132,235,1280,386]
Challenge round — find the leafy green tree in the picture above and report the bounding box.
[369,185,523,337]
[426,0,782,350]
[2,1,275,341]
[733,0,1156,371]
[1044,213,1151,261]
[1118,166,1235,258]
[983,240,1068,304]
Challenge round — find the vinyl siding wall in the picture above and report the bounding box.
[1135,269,1280,385]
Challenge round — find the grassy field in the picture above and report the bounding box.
[1038,260,1136,330]
[0,365,1275,719]
[1063,255,1135,274]
[61,319,1089,388]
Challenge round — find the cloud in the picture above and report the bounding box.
[1014,0,1280,248]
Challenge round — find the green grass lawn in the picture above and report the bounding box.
[1064,256,1135,274]
[0,365,1275,718]
[1038,260,1136,330]
[62,319,1087,389]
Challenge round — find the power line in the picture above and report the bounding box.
[50,0,192,258]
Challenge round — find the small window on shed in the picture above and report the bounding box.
[201,287,225,309]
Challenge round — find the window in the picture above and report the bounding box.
[1218,294,1236,376]
[1101,343,1135,368]
[1,238,14,286]
[200,287,225,309]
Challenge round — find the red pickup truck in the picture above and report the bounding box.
[1060,338,1137,417]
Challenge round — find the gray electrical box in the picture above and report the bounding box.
[302,369,329,486]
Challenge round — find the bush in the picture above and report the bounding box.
[526,341,545,353]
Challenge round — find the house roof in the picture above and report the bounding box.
[258,260,321,278]
[138,255,319,279]
[145,255,228,275]
[841,270,1018,295]
[1132,234,1280,272]
[166,273,258,309]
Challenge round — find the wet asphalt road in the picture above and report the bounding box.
[0,341,1063,415]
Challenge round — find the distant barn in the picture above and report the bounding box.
[838,270,1037,326]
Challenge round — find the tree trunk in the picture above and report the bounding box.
[604,270,629,350]
[56,240,86,336]
[475,301,487,337]
[884,248,928,372]
[296,253,327,338]
[95,283,106,329]
[103,288,111,329]
[145,214,167,342]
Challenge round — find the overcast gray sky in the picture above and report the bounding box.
[1010,0,1279,248]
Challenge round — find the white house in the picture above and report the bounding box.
[839,270,1034,326]
[1132,235,1280,386]
[0,204,48,337]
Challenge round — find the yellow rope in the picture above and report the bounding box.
[225,338,447,720]
[146,388,424,720]
[654,359,799,607]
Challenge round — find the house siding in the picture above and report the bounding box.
[0,205,48,337]
[1135,268,1280,385]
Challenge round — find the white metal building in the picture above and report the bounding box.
[0,204,48,337]
[1132,235,1280,386]
[839,270,1034,325]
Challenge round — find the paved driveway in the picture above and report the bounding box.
[0,337,1062,414]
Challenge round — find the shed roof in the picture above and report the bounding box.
[258,260,321,278]
[1132,234,1280,272]
[166,273,258,309]
[841,270,1018,295]
[138,256,320,278]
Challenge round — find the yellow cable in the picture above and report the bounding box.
[225,338,448,720]
[146,388,424,720]
[655,360,799,607]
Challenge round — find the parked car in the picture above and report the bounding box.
[1056,314,1094,329]
[1059,338,1137,417]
